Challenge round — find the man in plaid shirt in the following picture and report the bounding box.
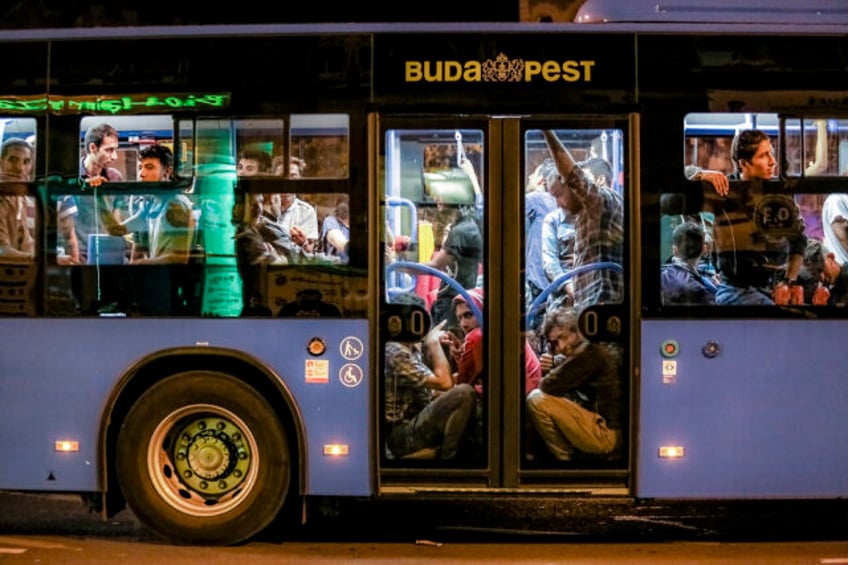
[541,130,624,309]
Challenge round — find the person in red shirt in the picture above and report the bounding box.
[442,287,542,396]
[443,288,485,393]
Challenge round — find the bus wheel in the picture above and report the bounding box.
[116,371,290,545]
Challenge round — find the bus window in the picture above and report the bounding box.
[49,115,361,317]
[660,186,844,307]
[235,118,283,177]
[784,118,848,177]
[0,117,36,182]
[0,118,36,262]
[80,115,174,182]
[289,114,349,179]
[0,118,37,314]
[73,116,180,264]
[683,112,779,179]
[383,128,484,314]
[524,127,625,321]
[679,114,846,181]
[671,113,848,307]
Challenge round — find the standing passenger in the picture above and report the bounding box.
[540,205,576,307]
[237,147,272,177]
[709,130,805,305]
[75,123,127,261]
[129,145,195,265]
[80,122,123,186]
[540,130,624,309]
[821,194,848,266]
[427,156,484,327]
[525,158,557,305]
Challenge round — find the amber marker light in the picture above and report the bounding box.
[55,440,80,452]
[658,446,685,458]
[660,340,679,358]
[308,337,327,356]
[323,444,349,456]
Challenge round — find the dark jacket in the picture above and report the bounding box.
[539,342,623,430]
[661,258,717,305]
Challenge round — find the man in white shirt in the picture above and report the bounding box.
[822,194,848,266]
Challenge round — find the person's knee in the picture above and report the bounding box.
[453,383,476,409]
[526,388,543,409]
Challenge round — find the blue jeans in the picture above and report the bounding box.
[387,383,476,460]
[715,283,774,305]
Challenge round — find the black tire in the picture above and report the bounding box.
[116,371,291,545]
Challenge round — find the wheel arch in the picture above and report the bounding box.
[97,346,305,519]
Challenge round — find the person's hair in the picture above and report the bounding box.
[452,287,484,318]
[804,237,828,267]
[84,123,118,153]
[0,137,33,159]
[290,156,306,173]
[730,129,770,170]
[335,199,350,221]
[803,238,828,281]
[672,221,705,260]
[139,144,174,170]
[580,156,613,187]
[389,291,427,311]
[542,306,580,338]
[238,147,272,173]
[539,157,560,191]
[527,157,553,193]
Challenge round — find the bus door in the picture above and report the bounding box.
[377,115,634,491]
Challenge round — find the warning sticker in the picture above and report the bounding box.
[305,359,330,383]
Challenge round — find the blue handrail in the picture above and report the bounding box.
[385,260,483,322]
[385,197,419,293]
[525,262,623,328]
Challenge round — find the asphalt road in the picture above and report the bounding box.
[2,492,848,563]
[2,491,848,545]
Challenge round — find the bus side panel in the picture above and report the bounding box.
[0,319,371,496]
[639,319,848,499]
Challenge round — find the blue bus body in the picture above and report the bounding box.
[641,320,848,499]
[0,318,372,496]
[0,15,848,545]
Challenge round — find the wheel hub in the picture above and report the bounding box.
[188,434,231,479]
[172,416,251,495]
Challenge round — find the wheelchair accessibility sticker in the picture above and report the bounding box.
[339,363,364,388]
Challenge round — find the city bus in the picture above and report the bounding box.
[2,7,848,546]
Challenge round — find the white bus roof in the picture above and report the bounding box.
[574,0,848,25]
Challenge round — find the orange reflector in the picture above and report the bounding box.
[55,440,80,452]
[308,338,327,356]
[658,446,685,458]
[660,340,679,358]
[323,444,349,456]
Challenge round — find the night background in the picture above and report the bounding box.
[0,0,588,28]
